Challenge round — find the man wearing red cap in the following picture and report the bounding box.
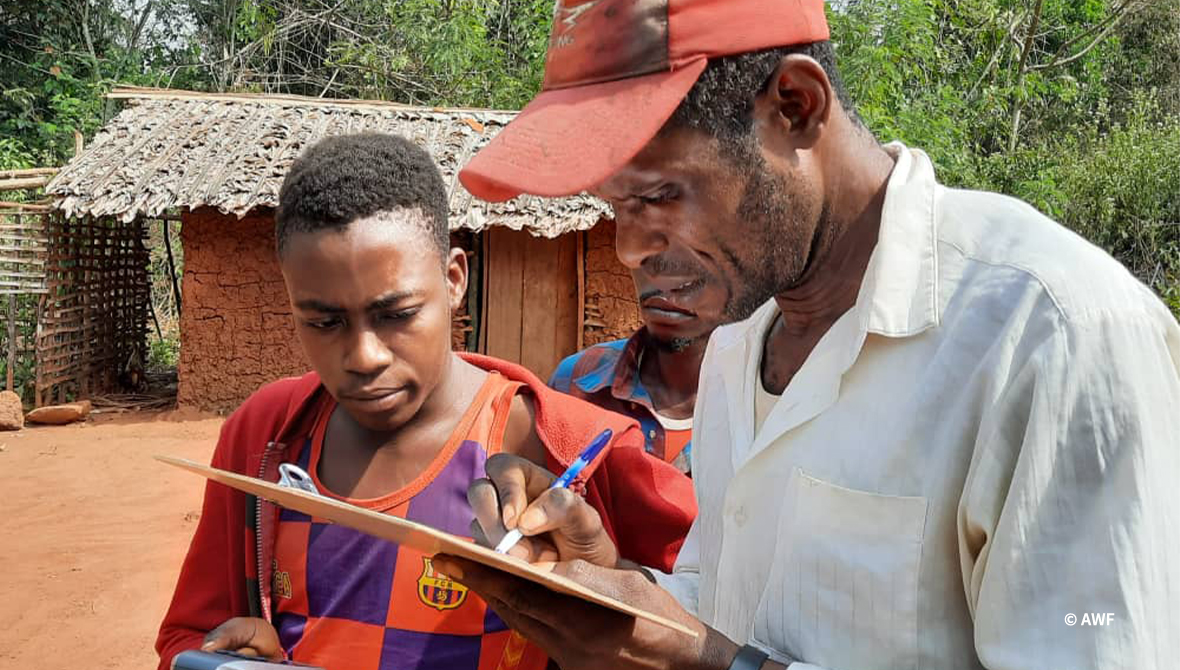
[436,1,1180,669]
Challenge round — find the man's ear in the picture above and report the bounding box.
[445,247,469,312]
[751,54,833,152]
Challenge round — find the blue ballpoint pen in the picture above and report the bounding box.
[493,428,614,554]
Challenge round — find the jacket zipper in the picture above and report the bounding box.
[255,441,279,623]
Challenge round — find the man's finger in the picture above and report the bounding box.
[467,478,507,543]
[433,554,567,620]
[485,454,556,528]
[516,488,618,567]
[469,518,491,547]
[467,517,559,562]
[480,594,565,655]
[517,487,600,534]
[552,559,651,603]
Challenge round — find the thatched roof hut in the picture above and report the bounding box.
[45,88,640,412]
[48,86,609,235]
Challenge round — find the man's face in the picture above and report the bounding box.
[280,211,465,432]
[593,123,826,333]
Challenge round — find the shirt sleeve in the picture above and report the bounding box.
[547,352,579,391]
[155,415,252,670]
[957,307,1180,669]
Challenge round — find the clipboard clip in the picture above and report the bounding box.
[278,463,322,498]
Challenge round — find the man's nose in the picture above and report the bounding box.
[614,214,669,271]
[344,328,393,376]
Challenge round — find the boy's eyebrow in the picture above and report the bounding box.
[368,290,425,311]
[293,298,344,313]
[293,290,426,314]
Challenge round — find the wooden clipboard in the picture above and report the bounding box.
[156,455,697,637]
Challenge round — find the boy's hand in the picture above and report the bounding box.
[201,617,284,660]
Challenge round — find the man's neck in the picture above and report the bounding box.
[639,334,707,420]
[763,136,895,394]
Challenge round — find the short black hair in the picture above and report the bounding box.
[670,41,859,141]
[275,132,449,258]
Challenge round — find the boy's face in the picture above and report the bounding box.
[280,210,466,432]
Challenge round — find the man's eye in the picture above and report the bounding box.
[639,187,677,206]
[306,317,342,330]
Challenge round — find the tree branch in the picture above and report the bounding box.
[968,9,1026,99]
[1008,0,1044,153]
[128,0,156,53]
[1029,0,1148,72]
[79,0,98,65]
[1014,0,1044,79]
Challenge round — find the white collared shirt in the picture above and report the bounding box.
[656,144,1180,670]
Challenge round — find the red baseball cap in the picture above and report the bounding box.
[460,0,830,202]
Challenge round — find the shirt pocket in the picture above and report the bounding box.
[751,468,928,670]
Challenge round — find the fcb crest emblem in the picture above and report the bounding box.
[417,557,469,611]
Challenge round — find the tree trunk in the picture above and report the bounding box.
[1008,0,1044,154]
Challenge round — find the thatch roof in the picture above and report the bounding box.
[46,87,609,238]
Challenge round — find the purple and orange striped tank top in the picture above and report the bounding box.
[270,372,549,670]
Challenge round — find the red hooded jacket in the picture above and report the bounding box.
[155,354,696,669]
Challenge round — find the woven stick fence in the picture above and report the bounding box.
[35,215,150,406]
[0,209,49,295]
[1,208,49,394]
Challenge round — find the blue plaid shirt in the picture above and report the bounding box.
[548,330,692,474]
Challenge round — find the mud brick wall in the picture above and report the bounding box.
[178,209,476,412]
[177,208,306,411]
[582,218,642,346]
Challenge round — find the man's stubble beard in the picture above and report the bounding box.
[720,146,818,324]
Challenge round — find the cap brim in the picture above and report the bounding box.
[460,59,707,202]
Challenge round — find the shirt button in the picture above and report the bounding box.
[648,429,656,439]
[733,506,747,527]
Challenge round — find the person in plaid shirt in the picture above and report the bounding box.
[548,277,727,475]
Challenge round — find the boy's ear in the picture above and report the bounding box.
[446,247,469,312]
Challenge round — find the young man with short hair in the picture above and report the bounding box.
[155,133,695,670]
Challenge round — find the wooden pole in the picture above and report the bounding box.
[6,294,16,393]
[0,168,59,179]
[0,176,50,191]
[0,200,52,211]
[576,229,586,351]
[163,219,182,315]
[34,294,43,407]
[148,293,164,340]
[478,231,490,354]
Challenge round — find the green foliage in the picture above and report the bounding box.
[830,0,1180,316]
[174,0,552,108]
[0,293,42,404]
[1050,98,1180,306]
[148,335,181,371]
[2,0,1177,319]
[375,0,551,108]
[0,137,36,171]
[0,0,190,165]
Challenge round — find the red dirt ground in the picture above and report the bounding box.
[0,410,223,670]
